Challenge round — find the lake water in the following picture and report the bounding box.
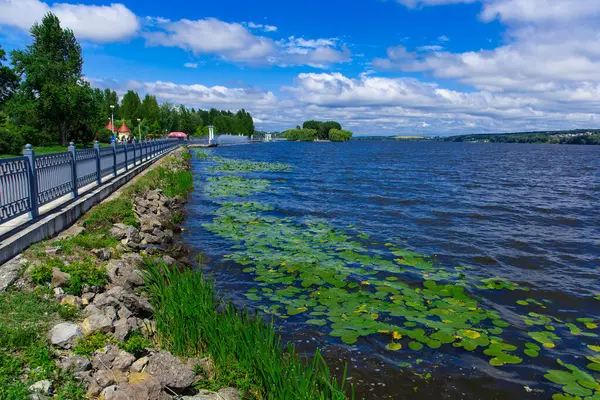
[183,141,600,399]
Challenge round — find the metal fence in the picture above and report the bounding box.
[0,138,181,225]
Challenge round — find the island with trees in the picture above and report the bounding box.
[0,13,255,157]
[284,120,353,142]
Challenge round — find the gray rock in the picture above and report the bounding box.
[113,318,134,341]
[28,380,53,396]
[104,286,153,317]
[107,259,145,289]
[49,323,82,349]
[51,268,70,288]
[104,376,169,400]
[130,356,149,373]
[93,369,127,389]
[45,246,62,256]
[83,304,102,317]
[0,256,25,291]
[91,248,111,261]
[82,312,114,336]
[140,216,162,233]
[145,351,195,391]
[217,388,241,400]
[92,345,120,371]
[109,224,141,243]
[104,305,117,324]
[60,355,91,372]
[112,350,136,371]
[100,385,119,397]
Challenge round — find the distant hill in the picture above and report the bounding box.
[442,129,600,145]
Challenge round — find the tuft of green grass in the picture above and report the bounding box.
[119,330,150,358]
[143,261,351,400]
[82,197,139,232]
[58,304,81,321]
[29,263,53,285]
[72,332,116,357]
[61,259,108,296]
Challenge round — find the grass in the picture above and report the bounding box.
[0,291,86,399]
[143,260,352,400]
[72,332,116,358]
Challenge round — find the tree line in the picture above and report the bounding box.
[0,13,255,155]
[284,120,353,142]
[443,131,600,145]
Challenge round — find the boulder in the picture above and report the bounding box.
[104,374,169,400]
[60,295,82,308]
[29,380,53,396]
[49,323,82,349]
[102,286,153,317]
[112,350,136,371]
[0,256,26,291]
[91,248,111,261]
[113,318,137,341]
[51,268,70,288]
[140,216,163,233]
[60,355,91,372]
[107,259,145,289]
[145,351,195,391]
[181,389,240,400]
[109,224,141,244]
[45,246,62,256]
[93,369,127,389]
[92,345,120,371]
[130,356,149,373]
[82,312,114,336]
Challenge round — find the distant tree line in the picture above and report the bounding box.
[284,120,353,142]
[0,13,255,155]
[443,130,600,145]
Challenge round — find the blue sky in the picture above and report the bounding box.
[2,0,600,136]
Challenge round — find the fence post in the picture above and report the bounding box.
[111,140,117,177]
[124,143,129,172]
[68,141,78,198]
[94,140,101,185]
[132,139,137,166]
[23,144,39,219]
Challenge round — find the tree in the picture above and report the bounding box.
[328,128,353,142]
[0,45,19,105]
[120,90,141,121]
[140,94,159,122]
[11,13,90,145]
[103,89,119,120]
[322,121,342,137]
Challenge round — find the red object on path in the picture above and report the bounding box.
[168,132,187,138]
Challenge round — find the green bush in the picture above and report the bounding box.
[29,263,53,285]
[284,128,317,142]
[83,198,138,232]
[73,332,115,357]
[328,129,353,142]
[58,304,80,321]
[119,330,150,357]
[61,259,107,295]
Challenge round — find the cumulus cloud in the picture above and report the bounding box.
[122,80,278,111]
[144,18,350,68]
[0,0,139,42]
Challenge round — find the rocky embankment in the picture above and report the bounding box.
[7,149,238,400]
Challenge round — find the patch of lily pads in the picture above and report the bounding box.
[195,151,600,396]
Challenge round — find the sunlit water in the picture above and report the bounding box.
[182,141,600,399]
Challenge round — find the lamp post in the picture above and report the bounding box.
[137,118,141,142]
[110,105,115,141]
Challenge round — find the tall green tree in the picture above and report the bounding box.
[11,13,91,145]
[0,45,19,106]
[140,94,160,122]
[103,89,120,120]
[120,90,141,121]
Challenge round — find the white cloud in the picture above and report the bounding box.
[479,0,600,24]
[246,22,278,32]
[395,0,476,8]
[417,45,443,52]
[437,35,450,42]
[123,80,278,111]
[144,18,350,68]
[183,63,198,69]
[0,0,139,42]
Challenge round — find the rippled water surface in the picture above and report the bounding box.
[183,141,600,399]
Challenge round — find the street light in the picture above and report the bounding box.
[109,105,115,141]
[137,118,141,142]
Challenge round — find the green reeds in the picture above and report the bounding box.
[143,260,352,400]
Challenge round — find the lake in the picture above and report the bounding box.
[182,141,600,399]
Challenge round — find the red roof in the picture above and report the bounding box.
[117,122,131,133]
[105,121,116,131]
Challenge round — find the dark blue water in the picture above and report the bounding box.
[183,141,600,399]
